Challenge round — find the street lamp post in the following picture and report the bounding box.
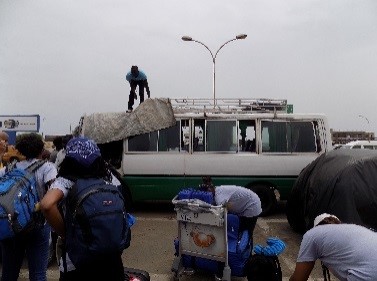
[182,34,247,107]
[358,114,371,140]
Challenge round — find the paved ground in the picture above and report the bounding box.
[1,201,338,280]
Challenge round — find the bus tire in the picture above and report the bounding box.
[249,184,277,217]
[286,193,307,234]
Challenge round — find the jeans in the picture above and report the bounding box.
[0,224,51,281]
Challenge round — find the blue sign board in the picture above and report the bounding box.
[0,115,40,145]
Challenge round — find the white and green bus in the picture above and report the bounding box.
[90,98,333,215]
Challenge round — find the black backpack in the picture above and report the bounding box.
[64,178,129,268]
[246,254,282,281]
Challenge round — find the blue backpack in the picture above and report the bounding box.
[0,160,46,240]
[64,178,129,268]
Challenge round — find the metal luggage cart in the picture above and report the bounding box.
[171,196,231,281]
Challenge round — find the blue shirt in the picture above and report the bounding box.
[126,70,147,82]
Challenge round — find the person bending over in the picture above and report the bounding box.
[290,213,377,281]
[125,65,150,112]
[200,176,262,246]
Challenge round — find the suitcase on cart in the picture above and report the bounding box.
[171,195,252,281]
[173,213,251,278]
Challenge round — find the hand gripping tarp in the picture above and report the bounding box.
[80,98,176,144]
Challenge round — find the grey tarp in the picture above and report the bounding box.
[286,149,377,233]
[80,98,176,144]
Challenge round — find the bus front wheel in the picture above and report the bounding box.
[249,184,277,217]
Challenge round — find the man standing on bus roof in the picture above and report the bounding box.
[126,65,151,113]
[200,176,262,246]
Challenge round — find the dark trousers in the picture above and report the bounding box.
[128,80,149,110]
[0,224,51,281]
[59,254,124,281]
[239,216,258,247]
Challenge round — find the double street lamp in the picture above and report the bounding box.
[181,34,247,106]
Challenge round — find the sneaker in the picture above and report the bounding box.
[126,109,133,113]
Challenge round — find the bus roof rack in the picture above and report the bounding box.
[170,98,289,113]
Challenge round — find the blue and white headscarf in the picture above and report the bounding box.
[65,137,101,167]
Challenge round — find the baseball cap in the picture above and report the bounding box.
[65,137,101,167]
[313,213,339,227]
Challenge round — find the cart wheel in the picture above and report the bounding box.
[222,266,231,281]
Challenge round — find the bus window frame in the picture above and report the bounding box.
[260,119,319,154]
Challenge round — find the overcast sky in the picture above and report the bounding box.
[1,0,377,136]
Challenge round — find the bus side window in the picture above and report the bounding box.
[239,120,256,152]
[262,121,288,152]
[290,122,316,152]
[206,120,236,152]
[181,120,190,152]
[193,119,205,152]
[158,121,180,152]
[128,132,157,152]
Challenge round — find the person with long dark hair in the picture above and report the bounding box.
[40,137,125,281]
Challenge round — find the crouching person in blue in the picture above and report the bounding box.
[41,137,127,281]
[200,176,262,246]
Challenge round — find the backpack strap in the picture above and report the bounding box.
[322,262,331,281]
[6,159,46,174]
[62,239,68,275]
[273,256,282,280]
[25,159,47,173]
[5,159,18,172]
[28,160,48,197]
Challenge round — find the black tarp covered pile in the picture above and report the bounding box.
[286,149,377,233]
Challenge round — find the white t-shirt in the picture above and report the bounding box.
[0,159,57,197]
[215,185,262,217]
[54,149,65,171]
[297,224,377,281]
